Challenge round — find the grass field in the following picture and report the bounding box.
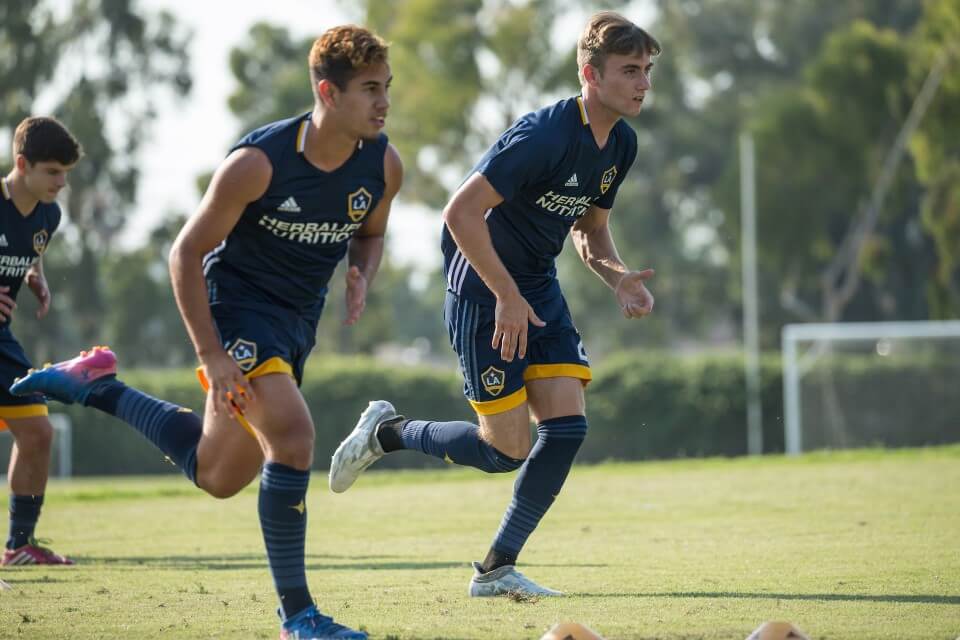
[1,446,958,639]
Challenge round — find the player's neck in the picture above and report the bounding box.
[580,91,620,149]
[304,108,361,172]
[2,172,39,217]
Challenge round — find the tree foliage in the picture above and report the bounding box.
[1,0,192,361]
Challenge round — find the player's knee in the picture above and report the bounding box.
[12,421,54,452]
[197,463,257,499]
[479,441,527,473]
[200,474,248,500]
[496,441,531,463]
[265,432,315,470]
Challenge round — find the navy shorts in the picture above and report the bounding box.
[201,301,319,388]
[0,327,48,424]
[444,291,591,415]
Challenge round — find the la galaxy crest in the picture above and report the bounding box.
[32,230,49,255]
[347,187,372,223]
[227,339,258,372]
[481,366,506,397]
[600,165,617,195]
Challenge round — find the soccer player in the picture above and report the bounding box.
[13,25,399,639]
[0,116,81,567]
[329,12,658,597]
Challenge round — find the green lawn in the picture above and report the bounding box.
[1,447,958,639]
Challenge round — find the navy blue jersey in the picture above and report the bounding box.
[204,112,388,319]
[443,96,637,304]
[0,178,60,325]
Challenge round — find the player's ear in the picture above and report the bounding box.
[14,154,28,173]
[582,63,601,88]
[317,79,338,107]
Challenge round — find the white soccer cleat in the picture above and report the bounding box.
[0,578,11,591]
[328,400,397,493]
[468,561,564,597]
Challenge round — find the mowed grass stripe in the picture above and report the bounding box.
[1,446,957,639]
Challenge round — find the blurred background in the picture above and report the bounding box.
[1,0,958,474]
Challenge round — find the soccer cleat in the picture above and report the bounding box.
[328,400,398,493]
[468,561,563,597]
[2,539,74,566]
[279,605,367,639]
[0,578,11,590]
[10,346,117,405]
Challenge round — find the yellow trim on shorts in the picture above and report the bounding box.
[469,386,527,416]
[194,357,294,438]
[247,357,294,380]
[0,404,49,420]
[523,364,593,385]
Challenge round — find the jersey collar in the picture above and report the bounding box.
[0,178,10,201]
[576,96,590,126]
[296,115,364,155]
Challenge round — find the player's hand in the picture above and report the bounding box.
[344,265,367,326]
[25,271,51,319]
[0,286,16,322]
[615,268,655,319]
[200,349,255,419]
[492,289,545,362]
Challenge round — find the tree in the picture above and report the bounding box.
[1,0,192,360]
[910,0,960,316]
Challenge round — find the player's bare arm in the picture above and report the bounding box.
[572,204,654,319]
[169,147,271,416]
[24,258,51,319]
[443,172,545,362]
[344,143,403,326]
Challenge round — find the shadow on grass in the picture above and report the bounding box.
[0,576,75,585]
[72,553,466,572]
[72,554,610,572]
[578,590,960,605]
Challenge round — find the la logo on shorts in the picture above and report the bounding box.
[481,366,506,396]
[600,165,617,194]
[227,339,258,372]
[347,187,372,222]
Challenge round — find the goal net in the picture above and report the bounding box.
[782,321,960,454]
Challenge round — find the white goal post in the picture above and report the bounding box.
[782,320,960,455]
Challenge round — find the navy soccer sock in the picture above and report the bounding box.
[85,381,201,484]
[485,415,587,570]
[259,462,313,619]
[6,494,43,549]
[393,420,524,473]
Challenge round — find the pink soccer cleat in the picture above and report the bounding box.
[2,540,74,566]
[10,346,117,405]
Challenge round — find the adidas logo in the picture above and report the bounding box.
[277,197,301,213]
[565,173,579,187]
[0,235,7,247]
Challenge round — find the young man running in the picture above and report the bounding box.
[14,25,400,639]
[329,12,659,597]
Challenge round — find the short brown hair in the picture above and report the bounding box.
[309,25,389,92]
[13,116,82,166]
[577,12,661,82]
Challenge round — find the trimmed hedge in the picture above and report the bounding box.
[2,351,956,475]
